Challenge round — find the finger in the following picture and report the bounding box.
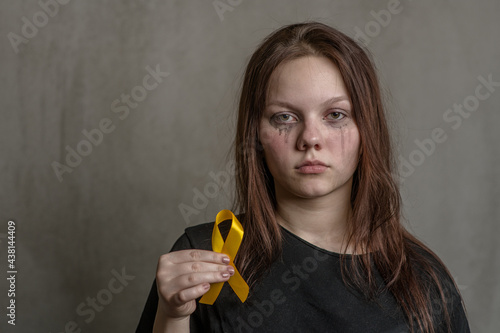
[169,270,232,293]
[167,249,230,265]
[161,261,233,279]
[172,283,211,306]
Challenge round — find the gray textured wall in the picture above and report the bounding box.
[0,0,498,332]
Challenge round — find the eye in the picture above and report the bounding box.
[326,111,345,121]
[272,113,297,123]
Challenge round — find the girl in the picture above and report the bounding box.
[137,22,470,333]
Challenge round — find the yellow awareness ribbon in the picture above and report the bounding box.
[199,209,249,304]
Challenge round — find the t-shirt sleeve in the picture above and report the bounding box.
[420,251,471,333]
[440,269,471,333]
[408,241,471,333]
[448,294,470,333]
[135,233,193,333]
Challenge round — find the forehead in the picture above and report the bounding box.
[266,56,349,105]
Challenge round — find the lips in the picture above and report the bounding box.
[296,160,328,174]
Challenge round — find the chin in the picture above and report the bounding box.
[290,177,353,199]
[292,186,335,199]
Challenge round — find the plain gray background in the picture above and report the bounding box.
[1,0,498,332]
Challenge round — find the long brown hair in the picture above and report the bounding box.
[232,22,461,333]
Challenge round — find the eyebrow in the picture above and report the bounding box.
[266,95,350,110]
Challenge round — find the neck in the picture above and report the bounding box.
[275,181,354,253]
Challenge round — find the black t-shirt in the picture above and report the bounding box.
[136,222,470,332]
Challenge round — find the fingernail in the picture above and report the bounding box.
[228,266,235,275]
[222,272,230,278]
[222,256,230,264]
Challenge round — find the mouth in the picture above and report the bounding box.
[296,160,328,174]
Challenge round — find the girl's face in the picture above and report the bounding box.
[259,56,360,201]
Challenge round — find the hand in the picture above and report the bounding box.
[155,249,234,320]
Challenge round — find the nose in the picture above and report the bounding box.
[296,119,322,151]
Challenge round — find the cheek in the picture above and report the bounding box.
[326,125,361,161]
[260,125,288,149]
[259,126,291,164]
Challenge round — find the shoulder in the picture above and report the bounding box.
[407,240,454,284]
[169,222,215,252]
[407,239,470,332]
[406,239,457,295]
[171,218,235,252]
[185,221,215,240]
